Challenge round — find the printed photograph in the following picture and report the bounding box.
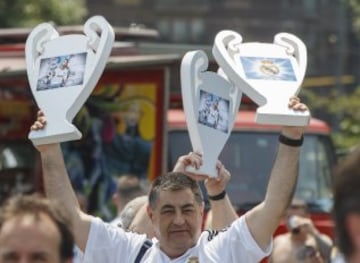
[240,56,297,81]
[37,52,87,91]
[198,90,229,133]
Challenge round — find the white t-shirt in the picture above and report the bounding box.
[73,246,84,263]
[83,215,272,263]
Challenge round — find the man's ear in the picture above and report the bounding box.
[147,205,153,220]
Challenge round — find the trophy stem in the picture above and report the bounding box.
[29,122,82,145]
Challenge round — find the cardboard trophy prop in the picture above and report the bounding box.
[26,16,114,145]
[213,30,310,126]
[181,50,242,177]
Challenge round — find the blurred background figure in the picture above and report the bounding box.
[333,146,360,263]
[118,195,155,238]
[111,174,147,226]
[296,245,324,263]
[270,198,333,263]
[0,194,74,263]
[117,195,147,229]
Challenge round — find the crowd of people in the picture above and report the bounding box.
[1,96,360,263]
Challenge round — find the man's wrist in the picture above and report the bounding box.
[279,134,304,147]
[208,190,226,201]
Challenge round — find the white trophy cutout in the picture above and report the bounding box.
[181,50,242,177]
[213,30,310,126]
[26,16,114,145]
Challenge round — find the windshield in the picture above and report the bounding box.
[167,130,336,213]
[0,141,37,202]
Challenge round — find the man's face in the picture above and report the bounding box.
[148,188,204,258]
[0,213,65,263]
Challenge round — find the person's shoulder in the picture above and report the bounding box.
[110,216,123,227]
[273,232,291,243]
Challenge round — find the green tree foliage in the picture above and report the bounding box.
[0,0,87,27]
[349,0,360,36]
[302,88,360,150]
[299,0,360,151]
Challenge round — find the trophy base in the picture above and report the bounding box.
[256,110,310,126]
[29,126,82,146]
[185,159,218,178]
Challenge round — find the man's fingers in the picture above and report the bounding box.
[37,109,45,117]
[31,121,44,131]
[288,96,308,112]
[187,151,203,168]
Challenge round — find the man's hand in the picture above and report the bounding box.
[281,96,309,139]
[30,110,58,152]
[172,152,231,196]
[289,215,317,236]
[30,110,46,131]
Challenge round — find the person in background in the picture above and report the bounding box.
[270,198,333,263]
[0,194,74,263]
[110,174,147,226]
[333,146,360,263]
[295,245,324,263]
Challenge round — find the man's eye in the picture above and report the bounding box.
[31,254,48,262]
[2,253,19,262]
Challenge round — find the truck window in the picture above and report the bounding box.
[0,141,37,202]
[167,130,335,213]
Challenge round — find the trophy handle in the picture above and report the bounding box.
[217,68,242,125]
[181,50,208,156]
[213,30,266,106]
[274,32,307,90]
[25,23,59,94]
[67,15,115,120]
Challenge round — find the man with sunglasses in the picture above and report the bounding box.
[270,198,333,263]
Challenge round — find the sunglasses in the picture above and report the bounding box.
[291,227,301,234]
[296,245,317,260]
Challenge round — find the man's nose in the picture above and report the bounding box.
[173,211,185,225]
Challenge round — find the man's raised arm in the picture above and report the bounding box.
[245,96,308,250]
[31,111,92,251]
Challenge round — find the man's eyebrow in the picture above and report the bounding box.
[181,204,195,209]
[160,204,175,211]
[1,251,18,260]
[160,203,195,210]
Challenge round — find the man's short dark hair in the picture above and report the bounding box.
[333,147,360,259]
[0,194,74,261]
[148,172,203,209]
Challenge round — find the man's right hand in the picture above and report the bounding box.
[172,152,231,196]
